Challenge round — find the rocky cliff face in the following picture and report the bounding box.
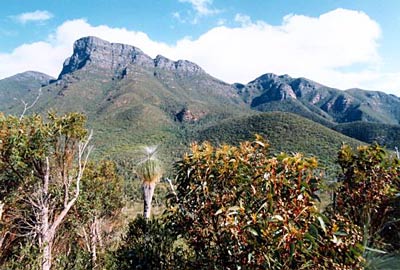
[235,73,400,124]
[59,36,204,79]
[154,55,204,75]
[3,36,400,127]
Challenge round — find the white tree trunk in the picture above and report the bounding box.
[143,182,156,219]
[42,236,52,270]
[90,216,100,269]
[0,200,4,221]
[36,133,92,270]
[39,157,51,270]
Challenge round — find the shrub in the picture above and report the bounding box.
[111,216,190,270]
[333,144,400,251]
[167,136,363,269]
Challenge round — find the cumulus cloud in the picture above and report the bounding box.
[178,0,218,16]
[168,9,383,90]
[1,9,400,95]
[13,10,53,24]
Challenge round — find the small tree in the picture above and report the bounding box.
[0,112,92,270]
[135,146,163,219]
[75,160,124,269]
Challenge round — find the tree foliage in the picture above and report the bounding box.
[0,112,92,269]
[166,136,363,269]
[333,144,400,251]
[111,216,190,270]
[2,110,399,269]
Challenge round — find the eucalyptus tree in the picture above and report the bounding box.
[0,112,92,270]
[76,160,124,269]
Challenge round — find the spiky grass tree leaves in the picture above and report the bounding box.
[169,136,363,269]
[135,146,163,219]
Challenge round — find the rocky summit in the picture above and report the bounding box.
[59,36,205,80]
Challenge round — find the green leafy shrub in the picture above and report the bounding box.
[332,144,400,252]
[167,136,363,269]
[111,216,191,270]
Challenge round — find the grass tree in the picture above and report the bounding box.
[136,146,163,219]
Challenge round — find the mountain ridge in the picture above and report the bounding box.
[236,72,400,125]
[0,36,398,161]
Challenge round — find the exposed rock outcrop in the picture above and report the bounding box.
[59,36,204,79]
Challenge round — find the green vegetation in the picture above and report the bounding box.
[334,121,400,149]
[0,112,122,270]
[0,71,53,115]
[166,136,363,269]
[192,112,363,167]
[1,40,400,268]
[333,144,400,252]
[0,111,399,269]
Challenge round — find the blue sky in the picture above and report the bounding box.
[1,0,400,94]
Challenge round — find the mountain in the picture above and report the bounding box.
[43,36,246,116]
[0,36,395,165]
[0,71,54,114]
[0,37,256,163]
[235,73,400,126]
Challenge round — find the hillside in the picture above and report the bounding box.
[193,112,364,167]
[0,37,254,164]
[0,36,396,166]
[334,121,400,149]
[0,71,54,114]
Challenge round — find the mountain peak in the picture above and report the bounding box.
[58,36,205,79]
[58,36,153,78]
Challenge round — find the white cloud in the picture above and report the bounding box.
[178,0,218,16]
[167,9,384,91]
[13,10,53,24]
[2,9,400,95]
[234,13,252,26]
[216,18,226,26]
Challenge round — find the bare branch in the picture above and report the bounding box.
[19,87,42,120]
[0,231,10,249]
[50,130,92,233]
[164,177,179,202]
[0,201,3,221]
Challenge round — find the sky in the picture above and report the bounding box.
[1,0,400,95]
